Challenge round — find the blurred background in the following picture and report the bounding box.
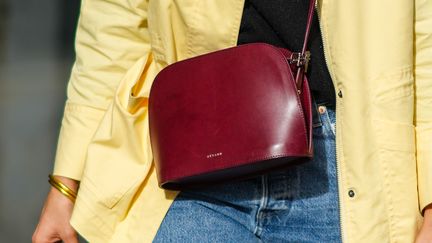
[0,0,81,241]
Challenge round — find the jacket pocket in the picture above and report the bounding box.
[372,67,414,124]
[374,119,415,152]
[373,119,422,237]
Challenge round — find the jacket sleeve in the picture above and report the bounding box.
[53,0,150,180]
[414,0,432,215]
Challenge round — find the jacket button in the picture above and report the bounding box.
[338,90,343,98]
[348,189,355,198]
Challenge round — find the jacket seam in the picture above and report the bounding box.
[71,183,114,242]
[319,0,338,88]
[377,149,397,241]
[230,0,246,47]
[185,1,200,58]
[319,1,348,241]
[336,94,351,242]
[369,65,413,84]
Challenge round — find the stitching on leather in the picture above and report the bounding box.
[271,44,310,150]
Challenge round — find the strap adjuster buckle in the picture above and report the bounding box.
[288,51,311,73]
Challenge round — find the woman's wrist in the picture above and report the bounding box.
[51,175,80,191]
[49,175,80,202]
[423,204,432,226]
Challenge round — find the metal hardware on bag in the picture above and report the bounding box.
[289,51,311,73]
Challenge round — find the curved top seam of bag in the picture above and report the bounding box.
[150,43,310,150]
[150,43,296,99]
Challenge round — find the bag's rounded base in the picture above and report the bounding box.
[160,155,311,190]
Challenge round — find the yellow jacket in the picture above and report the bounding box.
[53,0,432,242]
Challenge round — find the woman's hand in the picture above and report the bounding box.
[32,176,79,243]
[416,205,432,243]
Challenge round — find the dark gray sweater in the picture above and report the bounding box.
[237,0,335,107]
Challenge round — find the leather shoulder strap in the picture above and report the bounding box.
[294,0,317,92]
[302,0,317,55]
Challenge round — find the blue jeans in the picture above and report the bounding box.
[153,105,341,243]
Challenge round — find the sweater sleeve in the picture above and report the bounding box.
[53,0,150,180]
[414,0,432,215]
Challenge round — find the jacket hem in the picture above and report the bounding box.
[70,182,114,242]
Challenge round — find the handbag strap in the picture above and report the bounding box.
[290,0,317,93]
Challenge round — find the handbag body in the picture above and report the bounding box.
[149,0,316,190]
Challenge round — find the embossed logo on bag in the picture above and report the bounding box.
[206,152,223,159]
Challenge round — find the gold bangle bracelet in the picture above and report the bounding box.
[48,175,77,197]
[48,175,77,202]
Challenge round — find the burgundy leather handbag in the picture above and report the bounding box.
[149,0,316,190]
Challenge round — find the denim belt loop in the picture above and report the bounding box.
[311,94,322,128]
